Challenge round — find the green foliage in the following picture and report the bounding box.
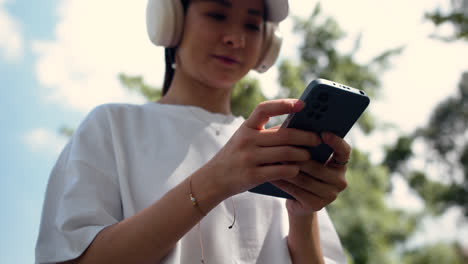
[230,77,267,119]
[441,183,468,216]
[407,171,452,215]
[329,150,418,263]
[413,73,468,216]
[380,6,468,260]
[59,125,74,138]
[278,59,306,99]
[277,3,404,134]
[118,73,162,101]
[383,135,414,172]
[422,96,468,158]
[406,5,468,218]
[460,146,468,179]
[425,9,468,41]
[403,243,466,264]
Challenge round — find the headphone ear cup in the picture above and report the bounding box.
[146,0,184,47]
[254,22,283,73]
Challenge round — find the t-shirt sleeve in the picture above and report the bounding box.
[35,105,123,264]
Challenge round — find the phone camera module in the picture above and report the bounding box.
[318,92,329,102]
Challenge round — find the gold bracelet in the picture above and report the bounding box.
[188,175,238,264]
[189,175,207,263]
[189,176,206,216]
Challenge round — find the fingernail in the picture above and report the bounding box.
[293,100,305,112]
[315,134,322,145]
[321,132,330,142]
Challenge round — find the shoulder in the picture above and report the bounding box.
[72,102,179,148]
[76,103,159,132]
[84,103,146,121]
[89,102,172,120]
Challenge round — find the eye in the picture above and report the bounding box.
[246,23,261,32]
[206,12,226,21]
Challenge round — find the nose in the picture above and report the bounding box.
[222,29,245,48]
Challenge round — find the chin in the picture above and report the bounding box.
[205,73,244,90]
[208,79,237,90]
[197,63,251,90]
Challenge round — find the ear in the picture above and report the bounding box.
[254,22,283,73]
[146,0,185,47]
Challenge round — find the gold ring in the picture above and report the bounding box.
[331,157,349,166]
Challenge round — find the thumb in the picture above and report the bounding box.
[244,99,304,130]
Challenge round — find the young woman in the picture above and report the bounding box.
[35,0,350,263]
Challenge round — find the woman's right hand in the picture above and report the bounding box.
[206,99,322,198]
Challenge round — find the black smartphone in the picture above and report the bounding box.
[248,78,370,199]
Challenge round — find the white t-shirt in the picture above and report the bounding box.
[35,102,347,264]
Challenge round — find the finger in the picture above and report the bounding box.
[256,128,321,147]
[327,157,348,169]
[245,99,304,130]
[283,172,339,200]
[253,146,310,165]
[271,180,329,211]
[253,164,299,184]
[298,161,347,190]
[321,132,351,164]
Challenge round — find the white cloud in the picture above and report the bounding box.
[0,0,24,62]
[32,0,165,113]
[24,128,67,156]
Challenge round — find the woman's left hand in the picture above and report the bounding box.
[272,132,350,216]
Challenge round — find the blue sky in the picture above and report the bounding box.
[1,0,468,263]
[1,1,76,263]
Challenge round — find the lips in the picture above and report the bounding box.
[213,55,240,65]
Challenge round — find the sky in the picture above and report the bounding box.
[1,0,468,263]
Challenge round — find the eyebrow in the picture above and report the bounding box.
[200,0,263,17]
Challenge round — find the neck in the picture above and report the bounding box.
[158,69,233,115]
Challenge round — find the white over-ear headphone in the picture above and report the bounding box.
[146,0,283,73]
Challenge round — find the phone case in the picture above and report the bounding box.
[249,79,370,199]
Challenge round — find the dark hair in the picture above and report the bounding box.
[162,0,190,95]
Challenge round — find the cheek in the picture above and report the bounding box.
[246,38,263,66]
[183,28,217,63]
[178,37,207,69]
